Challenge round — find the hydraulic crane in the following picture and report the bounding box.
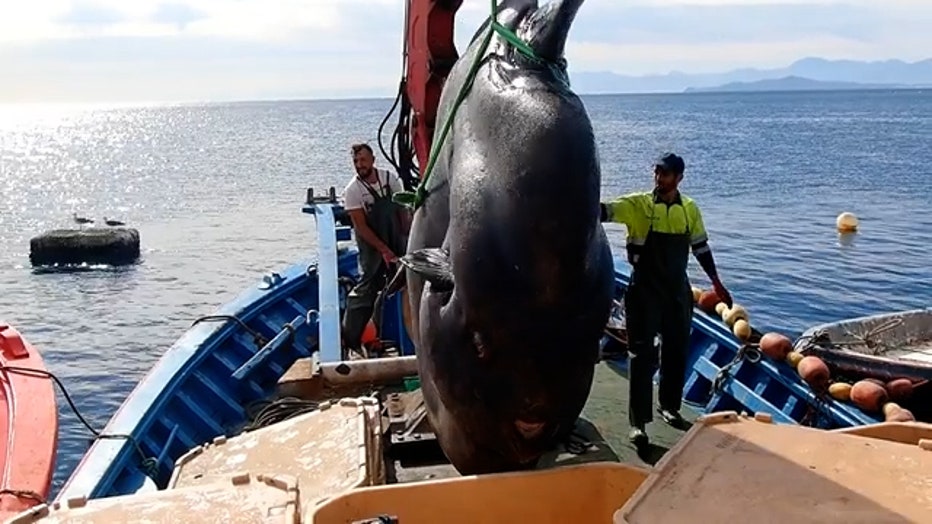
[378,0,463,192]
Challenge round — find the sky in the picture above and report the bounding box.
[1,0,930,104]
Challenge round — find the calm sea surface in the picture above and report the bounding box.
[1,90,930,496]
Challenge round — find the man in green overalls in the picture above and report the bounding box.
[600,153,733,446]
[341,143,410,358]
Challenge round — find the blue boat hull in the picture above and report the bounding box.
[55,198,881,504]
[603,280,880,429]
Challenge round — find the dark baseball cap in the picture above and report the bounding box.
[655,153,685,174]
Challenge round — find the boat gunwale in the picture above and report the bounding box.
[53,254,334,503]
[601,267,881,428]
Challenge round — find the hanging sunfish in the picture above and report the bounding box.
[400,0,613,475]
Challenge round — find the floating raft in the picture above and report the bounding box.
[29,228,140,266]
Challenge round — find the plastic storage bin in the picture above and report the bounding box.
[168,397,381,512]
[309,461,650,523]
[615,411,932,523]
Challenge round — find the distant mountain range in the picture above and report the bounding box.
[683,76,922,93]
[571,57,932,94]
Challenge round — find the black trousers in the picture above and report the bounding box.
[624,280,693,427]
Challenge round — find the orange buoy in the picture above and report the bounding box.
[361,320,378,346]
[697,290,720,313]
[759,332,793,361]
[797,356,830,391]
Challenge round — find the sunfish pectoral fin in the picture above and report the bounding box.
[399,248,454,293]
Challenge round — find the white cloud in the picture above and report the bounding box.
[0,1,71,43]
[567,34,932,75]
[4,0,930,46]
[180,0,342,41]
[0,0,347,44]
[618,0,928,4]
[1,0,931,103]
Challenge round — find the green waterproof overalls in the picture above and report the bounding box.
[624,200,694,428]
[342,170,407,352]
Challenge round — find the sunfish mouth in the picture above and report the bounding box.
[514,419,546,439]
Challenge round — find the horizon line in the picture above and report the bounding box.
[3,53,931,107]
[2,84,929,109]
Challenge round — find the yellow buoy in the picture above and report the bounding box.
[836,212,859,233]
[732,319,751,341]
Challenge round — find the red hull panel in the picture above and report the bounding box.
[0,323,58,520]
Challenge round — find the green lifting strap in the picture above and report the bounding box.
[393,0,545,210]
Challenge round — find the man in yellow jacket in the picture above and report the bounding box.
[600,153,733,446]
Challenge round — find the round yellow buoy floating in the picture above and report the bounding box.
[836,211,859,233]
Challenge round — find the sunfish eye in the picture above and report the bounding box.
[473,332,489,359]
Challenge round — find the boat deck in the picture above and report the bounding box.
[579,361,696,468]
[280,359,694,484]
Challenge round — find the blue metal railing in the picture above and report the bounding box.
[302,187,352,364]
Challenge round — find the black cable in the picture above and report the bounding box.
[242,397,321,432]
[0,365,160,479]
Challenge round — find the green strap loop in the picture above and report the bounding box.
[491,21,541,61]
[393,0,543,210]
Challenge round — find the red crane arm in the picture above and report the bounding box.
[379,0,463,192]
[404,0,463,176]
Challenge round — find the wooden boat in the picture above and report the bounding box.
[795,308,932,422]
[45,189,881,509]
[796,308,932,383]
[0,323,58,521]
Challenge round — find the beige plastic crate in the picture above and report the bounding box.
[615,411,932,524]
[832,420,932,446]
[361,400,385,486]
[308,461,650,523]
[168,397,380,513]
[6,472,298,523]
